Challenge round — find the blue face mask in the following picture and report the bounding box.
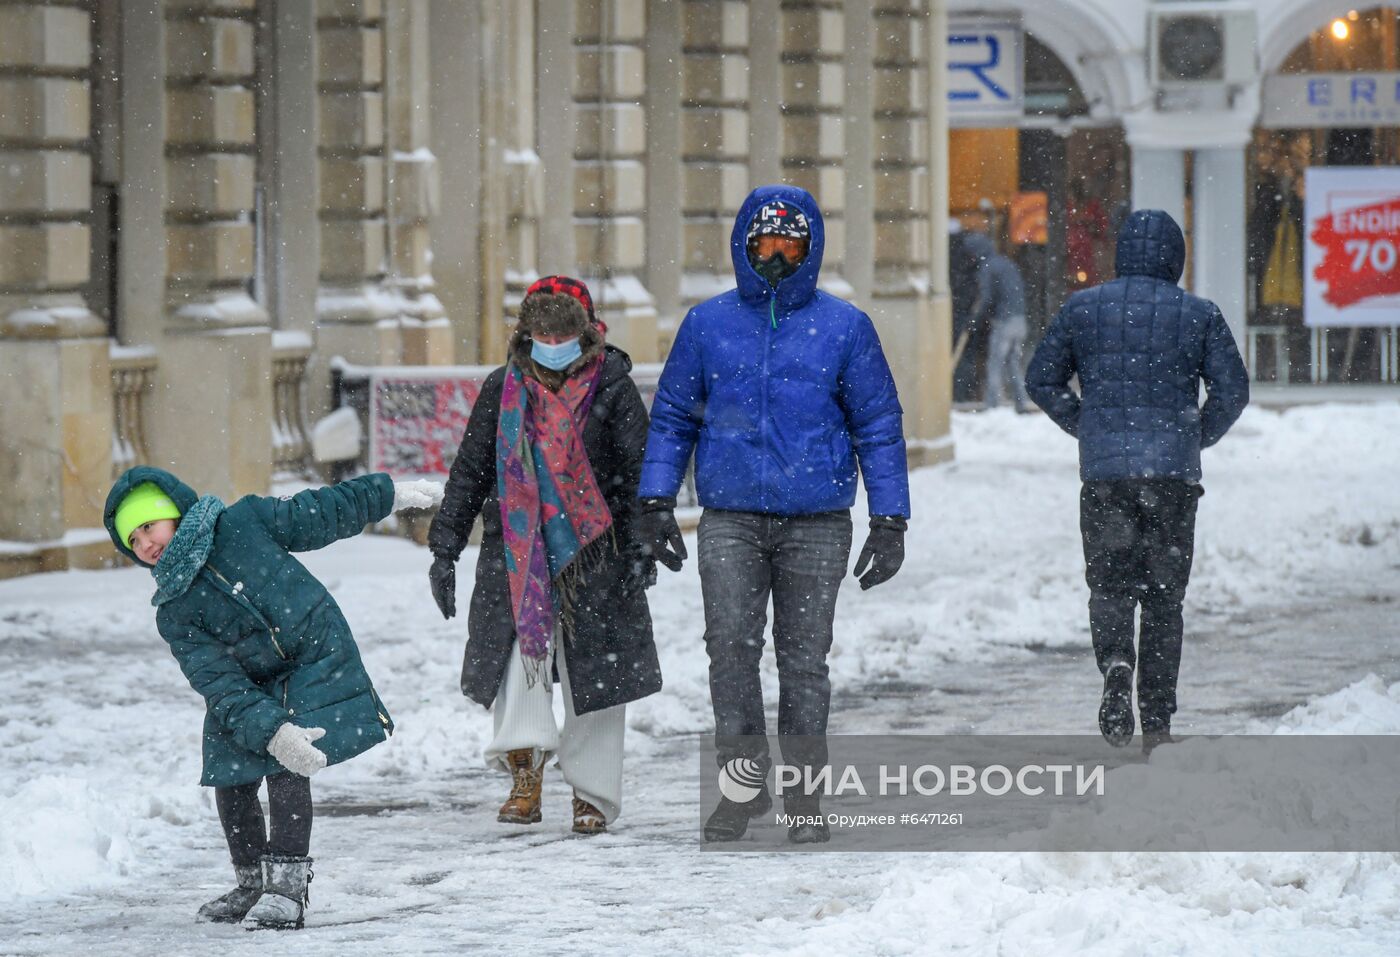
[531,337,582,371]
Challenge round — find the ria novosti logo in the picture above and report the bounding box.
[718,758,768,803]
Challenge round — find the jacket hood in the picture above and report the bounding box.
[731,184,825,309]
[959,231,998,266]
[104,466,199,566]
[1114,209,1185,283]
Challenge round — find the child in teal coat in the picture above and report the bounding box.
[104,466,441,929]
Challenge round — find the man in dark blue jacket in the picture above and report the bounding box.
[638,184,910,843]
[1027,209,1249,752]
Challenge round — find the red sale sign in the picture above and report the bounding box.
[368,371,489,477]
[1305,168,1400,327]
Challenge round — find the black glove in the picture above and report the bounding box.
[853,516,906,590]
[622,548,658,596]
[637,498,687,572]
[429,554,457,619]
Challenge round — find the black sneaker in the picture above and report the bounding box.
[1098,661,1135,747]
[703,789,773,842]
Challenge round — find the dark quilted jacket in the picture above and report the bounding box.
[104,467,396,787]
[1026,209,1249,482]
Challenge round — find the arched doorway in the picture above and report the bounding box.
[948,32,1129,403]
[1249,6,1400,383]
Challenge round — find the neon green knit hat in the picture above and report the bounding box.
[114,482,182,547]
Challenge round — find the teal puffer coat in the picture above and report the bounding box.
[103,467,396,788]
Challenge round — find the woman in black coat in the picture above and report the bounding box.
[427,276,661,834]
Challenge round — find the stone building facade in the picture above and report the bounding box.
[0,0,954,577]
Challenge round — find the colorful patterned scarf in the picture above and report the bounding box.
[496,355,612,682]
[151,495,226,606]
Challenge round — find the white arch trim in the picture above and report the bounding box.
[1260,0,1397,74]
[948,0,1147,119]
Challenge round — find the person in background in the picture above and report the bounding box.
[1026,209,1249,753]
[964,231,1031,412]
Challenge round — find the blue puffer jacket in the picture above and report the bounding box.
[639,184,910,518]
[1026,209,1250,482]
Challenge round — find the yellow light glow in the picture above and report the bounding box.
[1347,9,1359,20]
[1076,271,1088,284]
[1331,19,1350,40]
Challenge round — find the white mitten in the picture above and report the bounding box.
[392,479,445,512]
[266,724,328,777]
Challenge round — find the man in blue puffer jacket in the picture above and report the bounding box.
[638,184,910,843]
[1027,209,1249,752]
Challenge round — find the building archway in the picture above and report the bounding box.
[1249,6,1400,383]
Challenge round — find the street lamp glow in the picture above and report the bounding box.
[1331,18,1350,40]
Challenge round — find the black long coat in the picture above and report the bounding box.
[427,345,662,715]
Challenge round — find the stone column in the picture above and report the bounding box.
[917,0,954,465]
[0,1,111,552]
[383,0,449,365]
[677,0,750,329]
[573,0,658,362]
[315,0,399,366]
[747,0,782,185]
[780,0,848,294]
[1128,146,1188,241]
[256,0,320,339]
[644,0,683,344]
[159,0,273,499]
[497,0,539,354]
[871,0,951,468]
[1193,145,1248,345]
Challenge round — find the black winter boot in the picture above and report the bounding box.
[703,788,773,842]
[196,863,262,923]
[1098,659,1135,747]
[244,855,313,930]
[785,800,830,845]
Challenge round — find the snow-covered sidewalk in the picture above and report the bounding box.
[3,403,1400,955]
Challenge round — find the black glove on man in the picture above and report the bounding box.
[429,554,457,619]
[638,497,687,572]
[853,516,906,590]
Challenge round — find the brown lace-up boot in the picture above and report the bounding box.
[498,749,543,824]
[571,793,607,835]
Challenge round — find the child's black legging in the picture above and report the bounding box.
[215,772,313,866]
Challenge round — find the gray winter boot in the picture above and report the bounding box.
[243,855,313,930]
[196,863,262,923]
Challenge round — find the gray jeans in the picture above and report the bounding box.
[697,509,853,775]
[984,315,1029,409]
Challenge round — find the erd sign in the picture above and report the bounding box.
[1306,168,1400,328]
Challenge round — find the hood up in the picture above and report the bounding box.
[1114,209,1186,283]
[731,184,826,310]
[104,466,199,566]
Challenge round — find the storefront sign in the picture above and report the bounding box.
[369,372,485,476]
[1261,72,1400,129]
[1009,192,1048,245]
[947,18,1024,121]
[1305,167,1400,328]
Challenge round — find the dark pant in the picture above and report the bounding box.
[1080,479,1201,730]
[215,772,313,866]
[698,509,853,781]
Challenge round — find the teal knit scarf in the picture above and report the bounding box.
[151,495,226,606]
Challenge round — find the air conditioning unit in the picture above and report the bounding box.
[1149,1,1257,88]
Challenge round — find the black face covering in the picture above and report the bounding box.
[751,250,802,287]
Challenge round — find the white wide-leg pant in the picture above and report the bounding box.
[483,637,626,823]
